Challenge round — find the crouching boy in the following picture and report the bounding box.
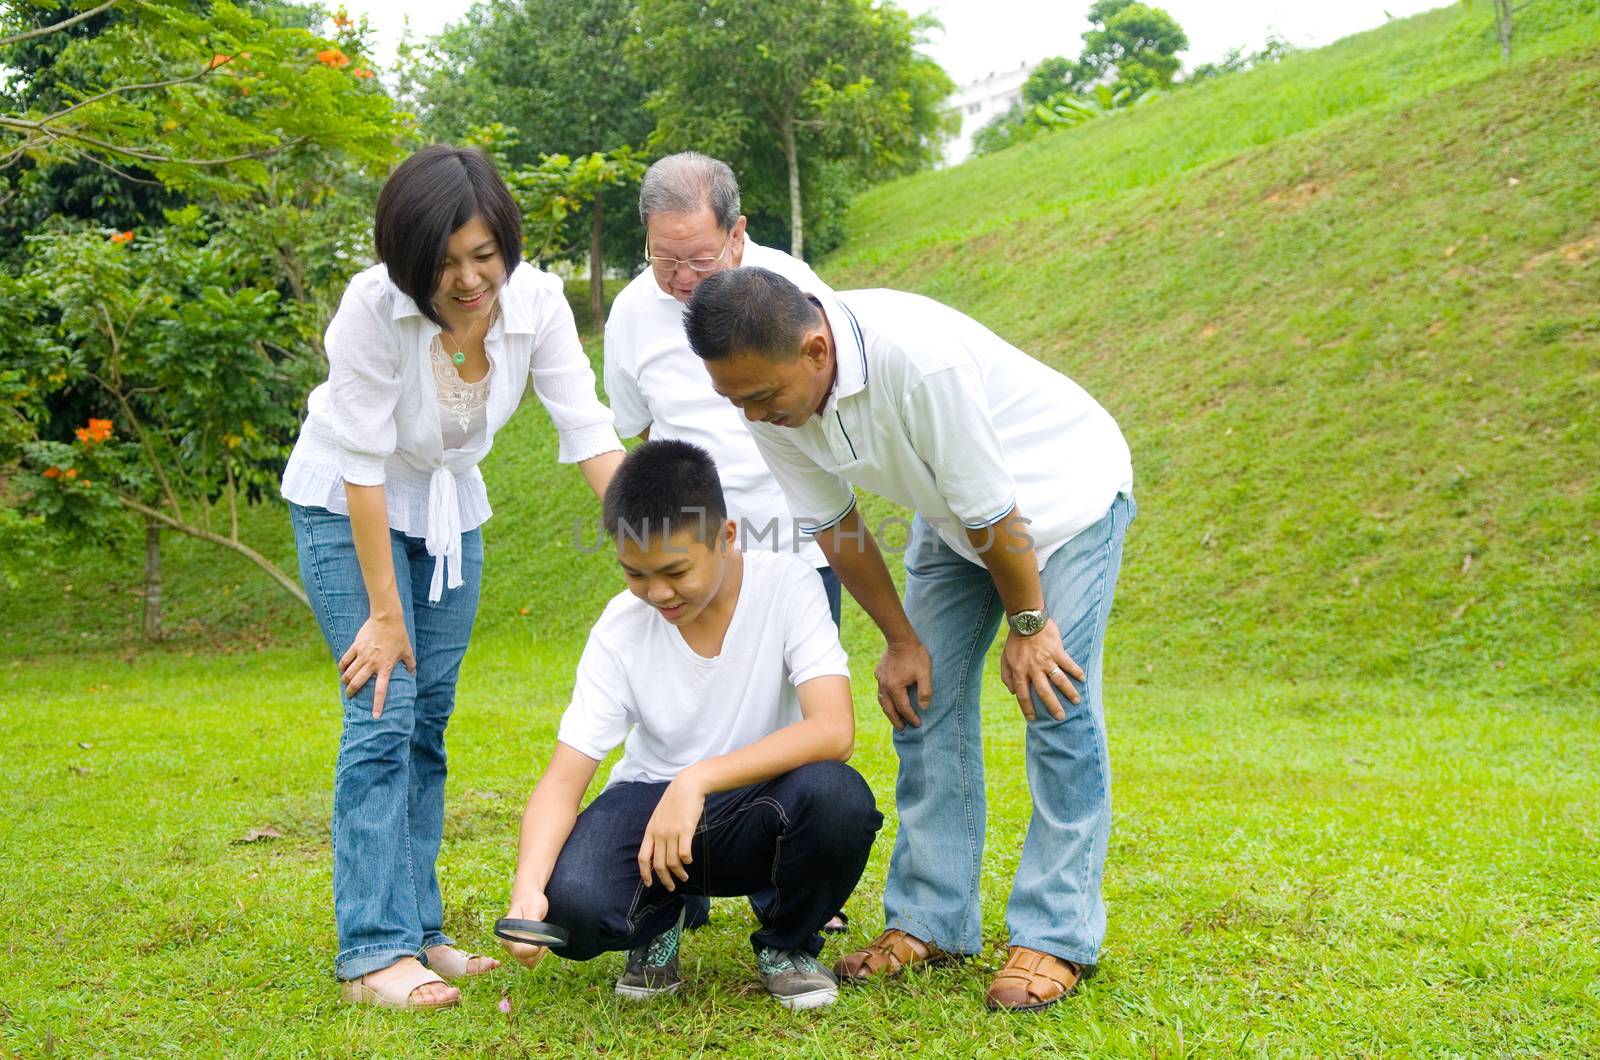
[500,440,881,1010]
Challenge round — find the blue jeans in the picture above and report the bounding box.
[545,761,882,960]
[883,494,1133,966]
[290,502,484,981]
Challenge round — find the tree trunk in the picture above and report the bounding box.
[1494,0,1513,60]
[118,494,310,610]
[589,186,606,332]
[142,516,162,642]
[782,116,803,260]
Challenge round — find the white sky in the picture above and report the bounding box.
[349,0,1449,88]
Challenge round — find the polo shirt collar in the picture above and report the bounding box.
[814,292,868,405]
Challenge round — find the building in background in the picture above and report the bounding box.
[943,60,1036,166]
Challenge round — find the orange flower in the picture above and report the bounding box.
[317,48,351,69]
[110,230,133,245]
[64,467,78,479]
[352,67,373,79]
[210,53,232,69]
[333,9,352,28]
[88,418,113,442]
[43,467,60,479]
[75,427,90,443]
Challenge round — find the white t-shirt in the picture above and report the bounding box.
[557,550,849,788]
[748,289,1134,569]
[604,241,829,568]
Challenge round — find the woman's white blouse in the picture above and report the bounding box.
[282,261,621,601]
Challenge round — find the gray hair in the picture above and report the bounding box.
[638,152,741,230]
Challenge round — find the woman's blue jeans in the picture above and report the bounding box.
[290,502,484,981]
[884,494,1134,966]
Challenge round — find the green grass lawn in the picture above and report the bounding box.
[3,642,1596,1056]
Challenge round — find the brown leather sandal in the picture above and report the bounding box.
[833,928,958,982]
[985,946,1084,1011]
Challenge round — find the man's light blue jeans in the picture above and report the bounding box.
[290,502,484,981]
[884,493,1133,966]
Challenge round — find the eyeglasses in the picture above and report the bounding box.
[644,233,734,275]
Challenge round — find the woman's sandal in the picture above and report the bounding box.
[425,946,501,979]
[339,964,459,1010]
[821,911,849,935]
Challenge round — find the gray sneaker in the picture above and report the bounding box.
[755,946,839,1010]
[615,910,685,1000]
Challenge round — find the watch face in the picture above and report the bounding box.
[1012,610,1046,636]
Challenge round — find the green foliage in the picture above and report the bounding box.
[0,0,404,200]
[465,123,646,267]
[1185,33,1298,83]
[13,210,313,520]
[973,82,1161,156]
[1076,1,1189,96]
[972,2,1186,158]
[634,0,954,258]
[404,0,655,277]
[0,0,410,608]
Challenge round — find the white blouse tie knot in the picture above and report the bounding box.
[425,466,463,603]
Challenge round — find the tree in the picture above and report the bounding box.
[464,122,646,273]
[405,0,654,329]
[969,3,1187,159]
[1020,55,1079,108]
[634,0,953,260]
[13,212,320,619]
[1074,0,1188,98]
[1,1,409,628]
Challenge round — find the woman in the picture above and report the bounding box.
[281,145,623,1010]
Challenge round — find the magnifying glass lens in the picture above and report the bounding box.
[493,918,569,947]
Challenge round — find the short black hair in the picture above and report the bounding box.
[373,144,523,330]
[683,267,820,362]
[602,440,728,548]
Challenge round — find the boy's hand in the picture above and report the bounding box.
[500,892,551,969]
[638,774,705,891]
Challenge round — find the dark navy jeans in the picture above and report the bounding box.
[683,564,844,932]
[545,760,882,960]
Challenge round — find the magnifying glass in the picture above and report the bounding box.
[493,917,570,948]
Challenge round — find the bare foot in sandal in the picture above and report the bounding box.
[426,944,500,979]
[342,956,460,1009]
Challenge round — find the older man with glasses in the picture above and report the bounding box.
[599,152,853,994]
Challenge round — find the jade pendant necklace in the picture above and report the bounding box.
[439,305,495,366]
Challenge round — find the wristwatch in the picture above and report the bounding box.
[1007,608,1048,637]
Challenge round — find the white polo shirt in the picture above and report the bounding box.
[747,289,1133,569]
[604,240,829,568]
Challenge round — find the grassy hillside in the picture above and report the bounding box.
[3,2,1595,701]
[825,2,1600,697]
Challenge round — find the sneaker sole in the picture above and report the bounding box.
[772,986,838,1011]
[615,980,683,1001]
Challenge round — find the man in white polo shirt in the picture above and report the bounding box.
[682,267,1135,1013]
[603,152,848,935]
[605,152,840,620]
